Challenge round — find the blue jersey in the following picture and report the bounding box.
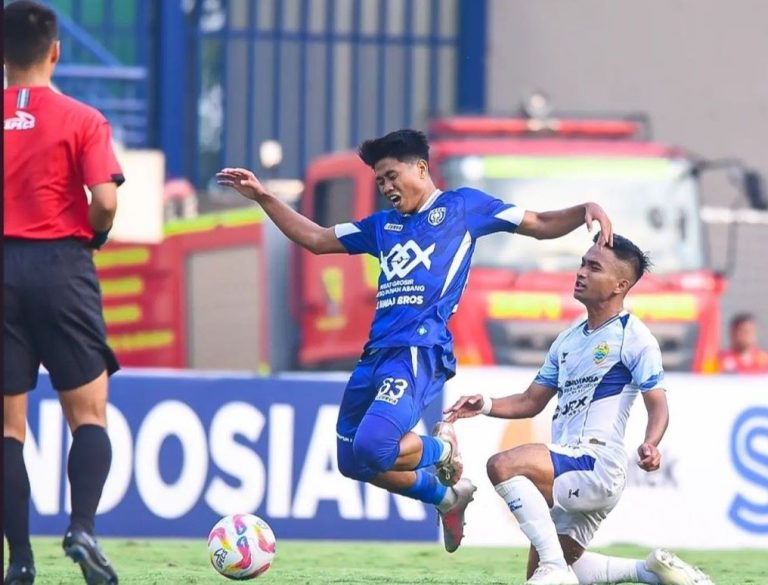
[334,187,524,367]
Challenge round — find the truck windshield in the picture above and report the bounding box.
[440,155,705,274]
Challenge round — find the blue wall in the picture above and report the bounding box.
[28,371,442,540]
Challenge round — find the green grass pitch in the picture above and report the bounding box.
[5,538,767,584]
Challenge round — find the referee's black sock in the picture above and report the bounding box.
[67,424,112,536]
[4,437,34,566]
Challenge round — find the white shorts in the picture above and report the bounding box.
[547,443,627,548]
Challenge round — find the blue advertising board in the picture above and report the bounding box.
[27,370,442,541]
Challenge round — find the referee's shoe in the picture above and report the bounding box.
[4,563,36,585]
[62,527,118,585]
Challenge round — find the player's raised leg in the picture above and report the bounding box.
[487,444,578,585]
[335,346,475,552]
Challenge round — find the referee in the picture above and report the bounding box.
[4,2,122,584]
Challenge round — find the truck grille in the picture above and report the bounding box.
[487,320,567,367]
[487,319,699,371]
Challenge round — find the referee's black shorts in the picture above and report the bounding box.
[3,238,120,395]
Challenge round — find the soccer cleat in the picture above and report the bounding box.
[62,527,119,585]
[4,563,36,585]
[432,421,463,486]
[645,548,714,585]
[525,564,579,585]
[437,478,476,553]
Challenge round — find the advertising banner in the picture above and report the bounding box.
[27,370,442,541]
[444,368,768,549]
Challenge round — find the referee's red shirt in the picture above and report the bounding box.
[3,86,125,241]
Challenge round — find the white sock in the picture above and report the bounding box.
[436,484,458,513]
[494,476,566,570]
[572,551,661,584]
[437,439,451,464]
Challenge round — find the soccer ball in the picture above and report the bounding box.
[207,514,276,580]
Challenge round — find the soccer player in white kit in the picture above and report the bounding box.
[445,234,714,585]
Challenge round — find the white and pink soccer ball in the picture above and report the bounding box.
[207,514,277,580]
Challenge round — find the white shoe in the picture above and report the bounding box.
[525,564,579,585]
[646,548,715,585]
[437,478,476,553]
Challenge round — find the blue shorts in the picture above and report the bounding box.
[336,346,451,441]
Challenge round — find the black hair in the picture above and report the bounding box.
[358,129,430,168]
[3,0,58,69]
[593,232,652,283]
[730,312,755,329]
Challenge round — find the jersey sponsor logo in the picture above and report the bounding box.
[384,223,403,232]
[427,207,446,226]
[593,341,610,364]
[375,377,409,405]
[552,396,588,420]
[563,375,598,389]
[4,110,35,130]
[379,240,435,280]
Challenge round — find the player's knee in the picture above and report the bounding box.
[352,429,400,474]
[337,449,363,480]
[487,451,522,484]
[337,438,376,481]
[487,452,506,484]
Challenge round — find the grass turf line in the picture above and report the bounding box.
[3,538,767,584]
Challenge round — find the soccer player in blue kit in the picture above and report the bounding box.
[217,129,613,552]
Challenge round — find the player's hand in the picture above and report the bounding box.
[216,168,268,202]
[584,202,613,247]
[443,394,486,423]
[637,442,661,472]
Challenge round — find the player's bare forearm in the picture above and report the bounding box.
[445,382,555,422]
[490,383,556,419]
[641,388,669,446]
[517,202,613,246]
[217,167,345,254]
[257,192,345,254]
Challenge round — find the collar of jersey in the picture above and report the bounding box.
[401,189,443,216]
[581,309,629,335]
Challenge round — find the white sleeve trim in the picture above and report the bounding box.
[440,231,472,297]
[334,223,360,238]
[494,206,526,227]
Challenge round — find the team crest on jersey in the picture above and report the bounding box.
[593,341,610,364]
[428,207,446,226]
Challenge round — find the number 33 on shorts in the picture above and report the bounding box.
[375,377,409,405]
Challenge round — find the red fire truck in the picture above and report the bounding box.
[295,115,759,373]
[98,113,760,373]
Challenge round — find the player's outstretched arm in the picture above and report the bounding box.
[516,202,613,246]
[637,388,669,472]
[217,167,346,254]
[443,382,556,422]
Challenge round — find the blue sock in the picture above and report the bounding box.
[416,435,445,469]
[398,470,447,505]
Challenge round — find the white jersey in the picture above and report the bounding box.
[534,310,664,462]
